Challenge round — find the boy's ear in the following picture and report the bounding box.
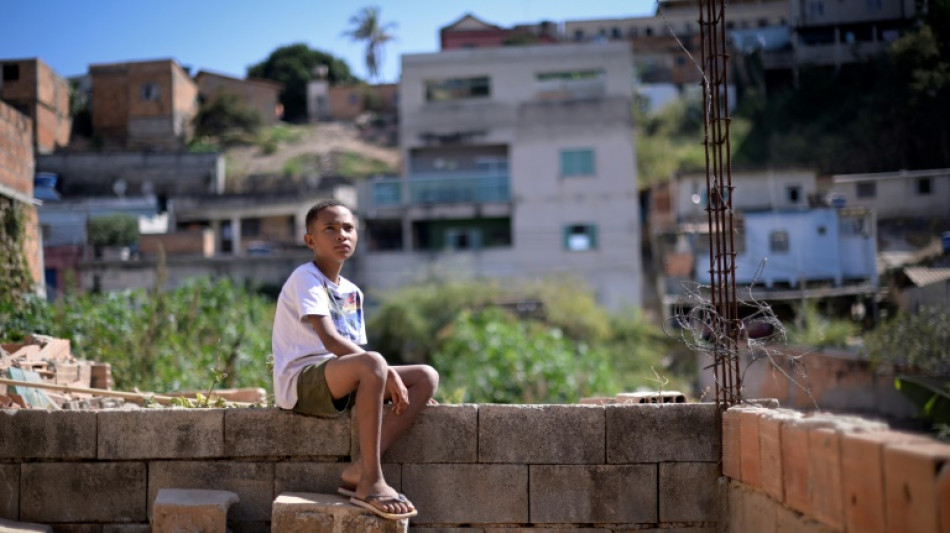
[303,232,315,248]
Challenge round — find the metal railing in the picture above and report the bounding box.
[370,173,511,207]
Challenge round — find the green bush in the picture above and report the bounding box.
[370,280,686,403]
[431,308,619,403]
[87,214,138,247]
[786,302,856,349]
[862,307,950,375]
[193,92,262,141]
[1,277,275,394]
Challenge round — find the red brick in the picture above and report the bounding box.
[739,409,765,488]
[808,428,843,530]
[841,431,930,533]
[884,442,950,533]
[759,411,800,503]
[939,462,950,533]
[722,409,742,479]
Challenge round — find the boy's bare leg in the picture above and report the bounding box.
[340,364,438,490]
[324,352,414,516]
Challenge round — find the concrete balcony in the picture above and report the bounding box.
[367,172,511,209]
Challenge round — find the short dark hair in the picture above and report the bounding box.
[305,199,349,231]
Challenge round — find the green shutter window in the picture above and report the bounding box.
[560,149,595,177]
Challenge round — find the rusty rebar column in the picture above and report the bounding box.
[699,0,741,410]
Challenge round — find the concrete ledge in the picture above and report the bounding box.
[152,489,239,533]
[271,493,407,533]
[402,464,528,524]
[20,462,146,522]
[606,403,718,463]
[530,464,658,524]
[0,410,96,459]
[478,404,604,464]
[225,408,350,457]
[147,462,273,523]
[99,409,224,459]
[0,518,52,533]
[372,404,478,463]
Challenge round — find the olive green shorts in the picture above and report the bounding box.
[293,361,355,417]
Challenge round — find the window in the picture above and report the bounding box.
[758,18,769,27]
[425,76,490,102]
[867,0,882,10]
[564,224,597,251]
[611,27,622,39]
[645,27,654,36]
[787,185,802,204]
[856,181,876,198]
[445,228,483,250]
[560,149,595,177]
[140,83,160,101]
[574,29,585,41]
[769,230,790,253]
[2,64,19,81]
[917,178,932,195]
[808,1,824,17]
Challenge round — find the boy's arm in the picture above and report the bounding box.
[305,314,364,356]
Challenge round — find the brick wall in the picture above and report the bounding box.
[329,84,398,121]
[721,406,950,533]
[196,72,282,126]
[139,230,214,257]
[0,58,71,154]
[0,100,42,288]
[0,403,720,532]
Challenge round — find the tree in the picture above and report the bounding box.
[342,6,396,82]
[87,214,138,248]
[248,44,358,122]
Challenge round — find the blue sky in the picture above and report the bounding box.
[0,0,656,83]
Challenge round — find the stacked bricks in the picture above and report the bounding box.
[0,404,721,531]
[721,404,950,532]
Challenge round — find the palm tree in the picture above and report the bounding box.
[342,6,396,82]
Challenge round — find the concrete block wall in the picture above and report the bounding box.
[0,404,720,532]
[721,406,950,533]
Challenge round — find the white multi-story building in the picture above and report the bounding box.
[358,42,642,311]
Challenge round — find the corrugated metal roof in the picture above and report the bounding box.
[903,266,950,287]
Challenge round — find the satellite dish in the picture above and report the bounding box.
[112,179,127,197]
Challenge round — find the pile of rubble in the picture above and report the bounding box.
[1,334,268,409]
[0,334,117,409]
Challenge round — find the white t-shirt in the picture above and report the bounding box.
[271,262,366,409]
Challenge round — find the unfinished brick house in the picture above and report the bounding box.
[0,57,72,154]
[327,83,398,121]
[89,59,198,151]
[0,100,43,292]
[194,70,283,126]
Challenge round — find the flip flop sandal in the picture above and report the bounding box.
[349,493,418,520]
[337,485,357,498]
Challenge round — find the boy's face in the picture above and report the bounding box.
[304,205,358,263]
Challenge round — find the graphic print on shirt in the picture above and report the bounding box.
[324,283,362,342]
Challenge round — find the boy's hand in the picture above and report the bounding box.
[386,368,409,415]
